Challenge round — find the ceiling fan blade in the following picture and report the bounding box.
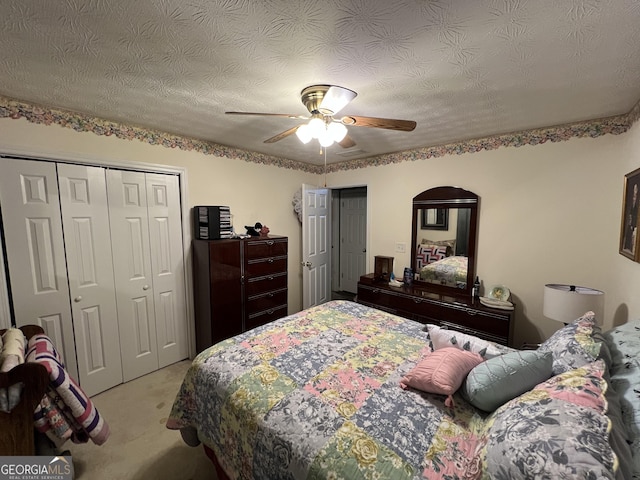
[264,126,300,143]
[338,134,356,149]
[226,111,309,120]
[339,115,416,131]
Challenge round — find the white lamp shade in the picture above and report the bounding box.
[543,284,604,324]
[307,117,325,139]
[295,124,312,143]
[296,116,348,147]
[328,122,348,142]
[318,85,357,115]
[317,128,334,147]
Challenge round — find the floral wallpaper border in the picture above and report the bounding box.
[1,95,638,175]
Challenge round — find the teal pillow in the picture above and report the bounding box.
[461,349,553,412]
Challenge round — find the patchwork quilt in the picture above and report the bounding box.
[166,301,626,480]
[419,255,468,287]
[27,334,110,446]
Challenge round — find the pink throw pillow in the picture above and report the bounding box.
[400,348,484,406]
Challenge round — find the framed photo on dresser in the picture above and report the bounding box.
[620,167,640,262]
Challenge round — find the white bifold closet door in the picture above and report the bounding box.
[0,158,80,382]
[0,158,187,396]
[57,163,124,396]
[106,170,187,382]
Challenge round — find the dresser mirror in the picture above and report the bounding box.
[411,186,479,297]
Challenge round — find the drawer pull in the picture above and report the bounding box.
[268,258,274,263]
[267,293,274,297]
[413,298,423,304]
[372,289,379,293]
[267,309,274,314]
[266,240,274,246]
[267,276,274,281]
[466,309,477,316]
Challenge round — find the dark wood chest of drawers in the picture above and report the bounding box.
[357,274,514,346]
[193,236,288,352]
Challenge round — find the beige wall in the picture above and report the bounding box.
[2,115,640,347]
[328,124,640,345]
[0,118,316,316]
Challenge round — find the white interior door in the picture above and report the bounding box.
[339,188,367,293]
[302,184,330,309]
[58,163,123,396]
[145,173,187,368]
[0,158,78,381]
[106,169,158,382]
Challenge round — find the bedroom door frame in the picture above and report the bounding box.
[0,147,195,359]
[331,187,367,294]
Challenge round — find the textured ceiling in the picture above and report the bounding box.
[1,0,640,166]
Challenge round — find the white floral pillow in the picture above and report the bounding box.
[538,311,604,375]
[426,325,510,359]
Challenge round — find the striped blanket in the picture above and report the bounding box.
[26,334,109,446]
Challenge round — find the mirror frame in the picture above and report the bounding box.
[411,186,479,297]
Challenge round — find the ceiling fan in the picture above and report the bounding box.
[226,84,417,149]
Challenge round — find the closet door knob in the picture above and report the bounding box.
[143,285,150,290]
[74,296,82,302]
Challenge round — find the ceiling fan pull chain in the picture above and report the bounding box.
[324,148,327,187]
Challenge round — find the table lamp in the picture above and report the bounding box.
[543,284,605,325]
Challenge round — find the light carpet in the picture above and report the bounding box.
[66,360,216,480]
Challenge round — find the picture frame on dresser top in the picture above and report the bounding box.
[357,273,514,346]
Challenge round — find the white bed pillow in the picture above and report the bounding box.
[427,325,504,359]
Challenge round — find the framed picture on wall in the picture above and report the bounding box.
[620,167,640,262]
[421,208,448,230]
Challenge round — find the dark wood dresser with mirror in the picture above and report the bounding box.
[357,274,514,345]
[357,186,514,346]
[193,235,288,352]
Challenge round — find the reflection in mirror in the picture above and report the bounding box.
[415,207,471,288]
[411,187,479,297]
[421,208,448,230]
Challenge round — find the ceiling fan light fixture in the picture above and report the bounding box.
[308,117,325,139]
[318,86,357,115]
[295,124,312,144]
[227,84,416,149]
[328,122,348,142]
[318,129,334,147]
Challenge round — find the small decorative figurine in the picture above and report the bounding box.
[244,223,262,236]
[245,222,269,237]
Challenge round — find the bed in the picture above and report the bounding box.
[167,300,637,479]
[415,244,467,287]
[418,255,468,287]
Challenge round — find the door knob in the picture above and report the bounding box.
[74,296,82,302]
[143,285,150,290]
